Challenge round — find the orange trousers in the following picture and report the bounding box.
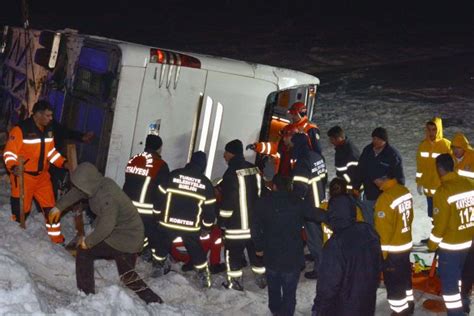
[10,171,64,244]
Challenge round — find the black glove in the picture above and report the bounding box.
[246,144,256,151]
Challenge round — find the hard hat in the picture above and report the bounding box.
[288,102,307,115]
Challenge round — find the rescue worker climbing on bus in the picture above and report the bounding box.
[151,151,216,288]
[451,132,474,179]
[427,154,474,315]
[327,125,360,191]
[290,132,327,279]
[219,139,266,291]
[373,168,414,316]
[416,118,451,235]
[246,101,322,179]
[3,100,67,243]
[122,134,169,263]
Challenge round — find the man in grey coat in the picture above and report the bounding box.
[49,162,162,304]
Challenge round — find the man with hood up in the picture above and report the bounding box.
[290,132,327,279]
[311,179,382,316]
[416,118,451,221]
[451,132,474,179]
[152,151,216,288]
[48,162,162,304]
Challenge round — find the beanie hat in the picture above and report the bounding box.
[190,151,207,173]
[145,134,163,151]
[452,133,471,150]
[225,139,243,156]
[371,127,388,142]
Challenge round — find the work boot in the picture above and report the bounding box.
[209,263,226,274]
[138,289,164,305]
[196,266,211,288]
[151,258,171,278]
[181,262,193,272]
[255,273,267,289]
[304,270,318,279]
[407,301,415,315]
[222,276,244,291]
[141,248,152,263]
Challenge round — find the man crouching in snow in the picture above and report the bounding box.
[48,162,163,304]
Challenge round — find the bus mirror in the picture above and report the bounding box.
[34,31,61,69]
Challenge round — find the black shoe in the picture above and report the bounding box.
[255,274,267,289]
[419,238,429,244]
[209,263,226,274]
[305,253,315,262]
[141,248,152,263]
[222,277,244,291]
[407,301,414,315]
[151,258,171,278]
[181,262,193,272]
[304,270,318,279]
[196,266,211,288]
[140,289,164,304]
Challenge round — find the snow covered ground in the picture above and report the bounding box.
[1,27,473,314]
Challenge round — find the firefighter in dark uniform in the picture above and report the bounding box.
[123,134,169,262]
[290,133,328,279]
[152,151,216,288]
[218,139,266,291]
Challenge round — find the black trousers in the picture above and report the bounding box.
[383,252,413,313]
[225,238,265,276]
[76,241,159,304]
[141,214,159,250]
[155,225,207,268]
[461,241,474,299]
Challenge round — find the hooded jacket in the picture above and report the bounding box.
[56,162,144,253]
[451,133,474,179]
[313,195,382,316]
[416,117,452,196]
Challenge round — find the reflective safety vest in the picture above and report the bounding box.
[428,172,474,251]
[416,118,451,196]
[219,157,262,240]
[158,165,216,232]
[291,151,327,208]
[3,118,65,173]
[374,179,414,259]
[123,151,169,216]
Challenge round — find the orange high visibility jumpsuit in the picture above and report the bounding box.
[3,118,66,243]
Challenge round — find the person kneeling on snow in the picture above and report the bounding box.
[49,162,162,305]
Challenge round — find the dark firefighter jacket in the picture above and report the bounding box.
[218,155,263,240]
[158,162,216,233]
[334,137,360,189]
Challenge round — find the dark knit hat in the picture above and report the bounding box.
[190,151,207,173]
[145,134,163,151]
[225,139,243,156]
[371,127,388,142]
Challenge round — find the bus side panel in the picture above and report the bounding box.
[203,72,277,179]
[105,66,145,185]
[133,65,207,172]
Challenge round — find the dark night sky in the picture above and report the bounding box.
[1,0,473,66]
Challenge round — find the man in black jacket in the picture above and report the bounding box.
[152,151,216,288]
[312,180,382,316]
[354,127,404,226]
[252,174,327,316]
[327,126,360,190]
[218,139,266,291]
[291,133,328,279]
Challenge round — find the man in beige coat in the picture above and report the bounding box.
[49,162,162,304]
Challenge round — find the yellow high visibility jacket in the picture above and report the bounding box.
[416,117,451,196]
[428,172,474,251]
[320,199,365,245]
[452,133,474,179]
[374,179,414,259]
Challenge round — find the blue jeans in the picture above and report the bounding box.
[266,268,300,316]
[360,199,376,227]
[426,196,433,218]
[438,249,469,316]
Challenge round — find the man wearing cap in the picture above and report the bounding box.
[353,127,405,226]
[451,132,474,179]
[416,118,451,223]
[247,102,322,179]
[218,139,266,291]
[373,170,415,315]
[123,134,169,262]
[290,133,328,279]
[152,151,216,288]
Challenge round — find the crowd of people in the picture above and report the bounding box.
[2,100,473,315]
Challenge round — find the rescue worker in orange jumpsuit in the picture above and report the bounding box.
[247,102,322,179]
[3,100,67,243]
